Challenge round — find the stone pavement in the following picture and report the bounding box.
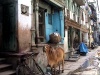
[60,46,100,75]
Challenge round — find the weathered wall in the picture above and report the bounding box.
[35,47,48,72]
[18,0,32,52]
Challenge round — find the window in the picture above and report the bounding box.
[38,7,45,43]
[48,14,52,24]
[68,0,70,10]
[82,12,84,21]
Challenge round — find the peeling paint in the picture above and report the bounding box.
[18,23,31,52]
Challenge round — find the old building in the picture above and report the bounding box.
[89,3,97,44]
[32,0,65,72]
[0,0,33,74]
[0,0,98,74]
[64,0,90,60]
[85,0,98,47]
[0,0,65,73]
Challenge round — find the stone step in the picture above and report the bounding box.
[0,70,16,75]
[0,64,12,72]
[70,54,80,58]
[31,47,38,50]
[68,57,79,62]
[0,57,16,75]
[67,54,80,62]
[0,64,11,69]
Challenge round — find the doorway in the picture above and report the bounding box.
[0,2,17,52]
[38,7,45,43]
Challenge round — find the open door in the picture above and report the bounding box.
[1,3,17,52]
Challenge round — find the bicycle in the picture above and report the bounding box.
[16,52,45,75]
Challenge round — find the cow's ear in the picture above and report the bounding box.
[43,46,46,52]
[44,45,47,49]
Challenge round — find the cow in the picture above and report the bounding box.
[43,44,65,75]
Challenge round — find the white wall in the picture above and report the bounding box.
[18,0,32,52]
[83,33,89,44]
[64,30,68,53]
[65,8,67,17]
[18,0,32,29]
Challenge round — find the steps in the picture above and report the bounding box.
[0,58,16,75]
[0,70,16,75]
[68,54,80,62]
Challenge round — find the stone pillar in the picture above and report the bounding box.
[31,0,35,45]
[35,0,39,44]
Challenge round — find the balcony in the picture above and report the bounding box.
[74,0,85,6]
[89,4,96,11]
[90,11,97,22]
[81,25,88,29]
[44,0,65,8]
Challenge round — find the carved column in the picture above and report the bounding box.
[35,0,39,44]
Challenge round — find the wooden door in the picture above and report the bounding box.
[2,3,17,51]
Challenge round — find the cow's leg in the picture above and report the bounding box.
[51,67,54,75]
[62,59,64,73]
[47,64,52,74]
[58,62,60,74]
[54,66,56,75]
[51,67,56,75]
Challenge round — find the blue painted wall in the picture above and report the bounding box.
[52,10,60,33]
[45,10,64,43]
[60,11,64,43]
[45,12,53,42]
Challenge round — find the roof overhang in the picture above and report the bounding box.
[44,0,64,9]
[74,0,85,6]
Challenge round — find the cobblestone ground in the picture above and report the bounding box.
[71,52,100,75]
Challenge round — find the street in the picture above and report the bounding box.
[0,0,100,75]
[71,48,100,75]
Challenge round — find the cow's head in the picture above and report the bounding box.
[43,44,51,53]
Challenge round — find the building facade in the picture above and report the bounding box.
[0,0,65,72]
[32,0,65,71]
[64,0,90,59]
[86,0,98,46]
[0,0,98,73]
